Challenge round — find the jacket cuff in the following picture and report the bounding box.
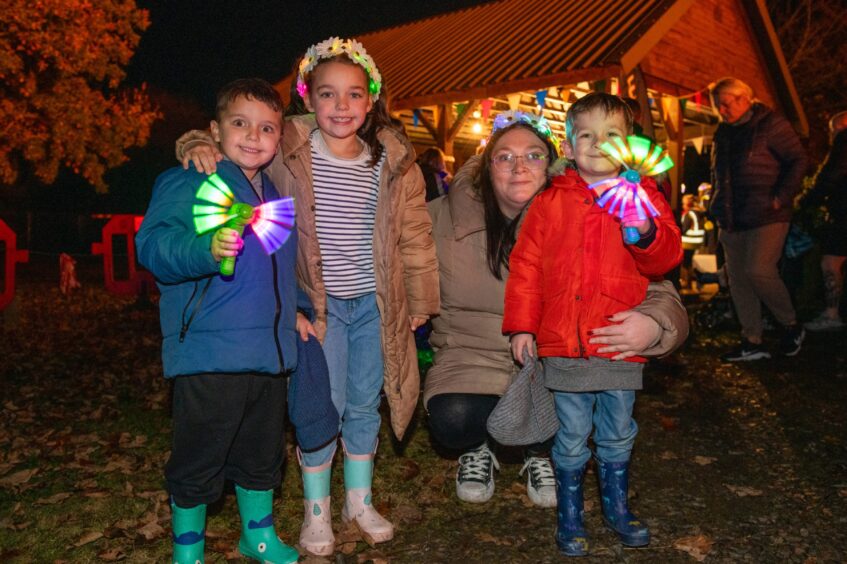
[634,219,657,249]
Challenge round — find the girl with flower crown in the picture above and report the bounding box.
[177,37,438,557]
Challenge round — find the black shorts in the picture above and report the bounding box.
[165,372,288,507]
[821,224,847,257]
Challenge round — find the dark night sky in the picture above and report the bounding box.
[128,0,488,112]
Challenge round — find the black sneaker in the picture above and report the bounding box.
[778,324,805,357]
[721,339,771,362]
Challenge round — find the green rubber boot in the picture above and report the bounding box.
[171,501,206,564]
[235,485,299,563]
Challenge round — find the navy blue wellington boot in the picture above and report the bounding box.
[597,459,650,547]
[555,465,589,557]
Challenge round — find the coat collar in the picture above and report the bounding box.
[281,114,416,177]
[446,156,487,240]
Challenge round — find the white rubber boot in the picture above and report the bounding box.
[298,449,335,556]
[341,442,394,545]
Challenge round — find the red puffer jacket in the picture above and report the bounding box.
[502,168,682,362]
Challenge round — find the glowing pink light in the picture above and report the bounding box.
[251,197,295,255]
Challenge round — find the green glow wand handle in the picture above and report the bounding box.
[219,203,254,276]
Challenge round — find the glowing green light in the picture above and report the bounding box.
[196,174,234,207]
[194,212,234,234]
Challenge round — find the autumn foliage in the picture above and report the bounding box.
[0,0,160,192]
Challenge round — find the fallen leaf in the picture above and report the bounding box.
[137,520,165,541]
[0,468,38,487]
[74,531,103,547]
[35,492,72,505]
[339,540,358,555]
[660,451,678,460]
[98,548,127,561]
[693,456,717,466]
[400,458,420,481]
[673,534,714,561]
[725,484,763,497]
[391,503,422,524]
[659,416,679,431]
[475,532,512,546]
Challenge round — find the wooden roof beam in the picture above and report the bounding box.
[619,0,695,74]
[413,109,439,143]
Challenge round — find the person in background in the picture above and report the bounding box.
[802,110,847,331]
[418,147,450,201]
[709,77,808,361]
[680,193,706,289]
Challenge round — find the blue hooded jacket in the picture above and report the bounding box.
[136,160,308,377]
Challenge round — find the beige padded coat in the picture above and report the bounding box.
[270,115,439,440]
[423,156,688,407]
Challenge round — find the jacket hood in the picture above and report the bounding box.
[282,114,417,177]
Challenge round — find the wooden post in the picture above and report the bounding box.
[621,66,655,140]
[658,95,685,212]
[436,103,453,160]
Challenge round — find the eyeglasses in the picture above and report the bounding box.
[491,151,548,172]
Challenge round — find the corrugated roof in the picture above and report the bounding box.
[279,0,678,109]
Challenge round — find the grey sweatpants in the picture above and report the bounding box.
[720,222,796,341]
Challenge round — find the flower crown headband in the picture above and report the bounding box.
[296,37,383,101]
[491,110,561,153]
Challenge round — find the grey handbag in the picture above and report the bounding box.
[486,350,558,445]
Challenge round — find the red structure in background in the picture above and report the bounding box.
[91,215,153,296]
[0,219,30,310]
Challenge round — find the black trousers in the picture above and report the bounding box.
[427,393,551,456]
[165,372,287,507]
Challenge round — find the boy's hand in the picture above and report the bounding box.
[183,143,223,174]
[210,227,243,262]
[409,316,427,331]
[510,333,536,365]
[620,205,651,235]
[296,312,317,341]
[588,310,661,360]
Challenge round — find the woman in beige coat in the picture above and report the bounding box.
[424,112,688,508]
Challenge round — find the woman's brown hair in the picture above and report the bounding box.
[477,123,559,279]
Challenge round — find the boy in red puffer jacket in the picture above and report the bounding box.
[503,92,682,557]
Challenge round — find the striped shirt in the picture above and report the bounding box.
[310,130,384,298]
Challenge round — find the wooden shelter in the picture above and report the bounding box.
[277,0,806,209]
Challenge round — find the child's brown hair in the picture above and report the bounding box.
[216,78,283,121]
[565,92,634,146]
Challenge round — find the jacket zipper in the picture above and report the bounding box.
[179,278,213,343]
[246,169,285,372]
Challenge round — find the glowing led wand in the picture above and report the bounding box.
[192,174,295,276]
[588,136,674,244]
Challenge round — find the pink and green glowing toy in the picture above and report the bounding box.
[193,174,295,276]
[588,136,674,244]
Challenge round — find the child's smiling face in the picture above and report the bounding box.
[564,108,629,185]
[304,60,373,151]
[210,94,281,179]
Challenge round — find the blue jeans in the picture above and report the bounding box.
[301,293,383,467]
[551,390,638,471]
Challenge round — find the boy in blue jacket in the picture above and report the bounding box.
[137,78,311,564]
